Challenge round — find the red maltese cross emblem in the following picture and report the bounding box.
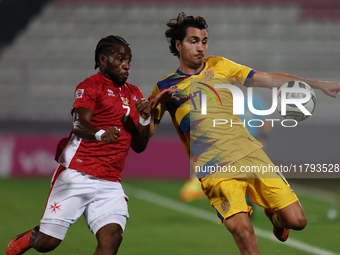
[49,201,61,213]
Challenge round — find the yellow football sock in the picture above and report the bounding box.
[272,214,284,228]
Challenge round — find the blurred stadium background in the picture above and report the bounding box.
[0,0,340,254]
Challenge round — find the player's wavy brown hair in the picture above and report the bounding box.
[94,35,129,69]
[165,12,208,58]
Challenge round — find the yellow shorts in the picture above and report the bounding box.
[200,149,298,223]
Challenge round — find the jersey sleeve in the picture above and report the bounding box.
[72,80,99,112]
[148,84,166,124]
[222,58,256,87]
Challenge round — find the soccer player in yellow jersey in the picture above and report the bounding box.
[149,12,340,255]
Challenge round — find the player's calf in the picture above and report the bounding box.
[224,212,261,254]
[29,226,62,253]
[232,227,259,254]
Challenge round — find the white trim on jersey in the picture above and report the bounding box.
[57,134,81,168]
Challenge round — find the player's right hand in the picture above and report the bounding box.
[135,98,151,119]
[101,126,121,143]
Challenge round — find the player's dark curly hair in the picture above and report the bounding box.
[94,35,129,69]
[165,12,208,58]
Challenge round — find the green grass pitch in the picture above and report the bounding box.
[1,178,340,254]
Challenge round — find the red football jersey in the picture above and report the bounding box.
[55,72,144,182]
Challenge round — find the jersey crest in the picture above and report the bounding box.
[75,89,84,99]
[203,69,215,79]
[121,97,129,105]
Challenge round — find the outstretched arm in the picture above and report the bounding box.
[149,88,181,136]
[73,107,120,143]
[130,88,181,153]
[250,72,340,98]
[130,98,152,153]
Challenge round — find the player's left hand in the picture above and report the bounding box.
[150,88,181,109]
[321,81,340,98]
[135,98,151,119]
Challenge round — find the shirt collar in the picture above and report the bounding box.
[176,62,206,76]
[97,72,125,88]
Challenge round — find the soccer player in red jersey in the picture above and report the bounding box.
[6,35,178,255]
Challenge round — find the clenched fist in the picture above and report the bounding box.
[101,126,121,143]
[135,98,151,119]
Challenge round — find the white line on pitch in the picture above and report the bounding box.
[124,184,340,255]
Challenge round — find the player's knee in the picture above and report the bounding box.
[96,224,123,253]
[101,232,122,254]
[292,215,307,230]
[285,214,307,230]
[110,228,123,250]
[109,229,123,244]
